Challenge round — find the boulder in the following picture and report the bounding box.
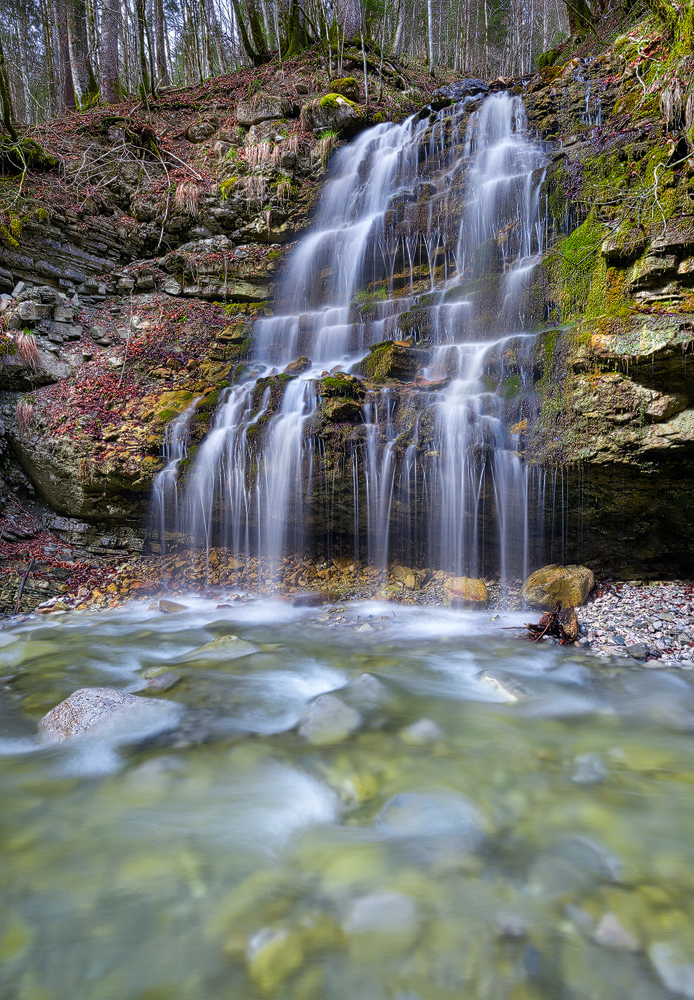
[246,120,288,144]
[443,576,487,608]
[237,93,291,126]
[520,564,594,609]
[391,565,424,590]
[40,687,172,741]
[302,94,363,137]
[327,76,360,102]
[322,396,362,422]
[284,355,311,375]
[186,119,217,143]
[298,693,361,745]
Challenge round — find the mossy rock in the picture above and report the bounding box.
[322,396,363,422]
[521,564,595,609]
[303,95,363,137]
[327,77,360,102]
[318,373,364,399]
[355,341,416,382]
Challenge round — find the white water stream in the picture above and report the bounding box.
[156,91,548,581]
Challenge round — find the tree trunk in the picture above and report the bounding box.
[0,38,18,140]
[392,0,405,57]
[134,0,152,95]
[427,0,435,74]
[246,0,268,56]
[337,0,362,41]
[53,0,76,110]
[154,0,169,84]
[99,0,119,102]
[67,0,94,106]
[230,0,260,62]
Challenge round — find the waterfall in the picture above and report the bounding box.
[153,91,548,585]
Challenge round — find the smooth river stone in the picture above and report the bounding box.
[40,687,169,742]
[298,693,361,745]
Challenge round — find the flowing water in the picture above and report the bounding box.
[2,601,694,999]
[158,92,549,581]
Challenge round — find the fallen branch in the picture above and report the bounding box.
[13,557,35,614]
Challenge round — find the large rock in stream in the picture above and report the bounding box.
[41,687,176,742]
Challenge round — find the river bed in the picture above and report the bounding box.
[2,598,694,999]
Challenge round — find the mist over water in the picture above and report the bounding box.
[2,600,693,999]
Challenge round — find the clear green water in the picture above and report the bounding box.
[2,598,694,1000]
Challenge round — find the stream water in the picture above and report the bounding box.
[2,600,694,999]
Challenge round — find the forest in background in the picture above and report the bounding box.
[0,0,571,124]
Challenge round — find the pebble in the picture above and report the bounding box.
[577,583,694,668]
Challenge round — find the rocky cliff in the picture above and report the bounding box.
[2,22,694,614]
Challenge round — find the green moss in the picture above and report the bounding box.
[319,93,359,111]
[538,47,561,70]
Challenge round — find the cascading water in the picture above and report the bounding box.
[155,90,549,584]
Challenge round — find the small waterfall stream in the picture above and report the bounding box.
[155,91,549,583]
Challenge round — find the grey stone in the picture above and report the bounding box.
[627,642,648,660]
[237,92,291,126]
[186,120,217,143]
[649,943,694,998]
[40,686,172,741]
[400,718,443,745]
[11,281,26,297]
[163,278,181,296]
[592,912,638,951]
[571,752,607,784]
[298,693,361,745]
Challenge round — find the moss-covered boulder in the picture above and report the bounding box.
[355,341,416,382]
[302,94,363,136]
[521,564,595,609]
[327,77,360,102]
[322,396,363,422]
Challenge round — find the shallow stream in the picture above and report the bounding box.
[2,600,694,999]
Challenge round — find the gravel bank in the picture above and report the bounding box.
[577,582,694,668]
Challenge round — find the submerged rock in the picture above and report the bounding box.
[298,693,361,745]
[40,687,173,742]
[520,564,595,609]
[159,599,188,613]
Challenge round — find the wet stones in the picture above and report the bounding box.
[443,576,488,608]
[355,340,416,381]
[521,564,595,610]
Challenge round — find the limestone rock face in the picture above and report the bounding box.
[301,94,363,136]
[443,576,488,608]
[521,564,595,609]
[237,93,291,126]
